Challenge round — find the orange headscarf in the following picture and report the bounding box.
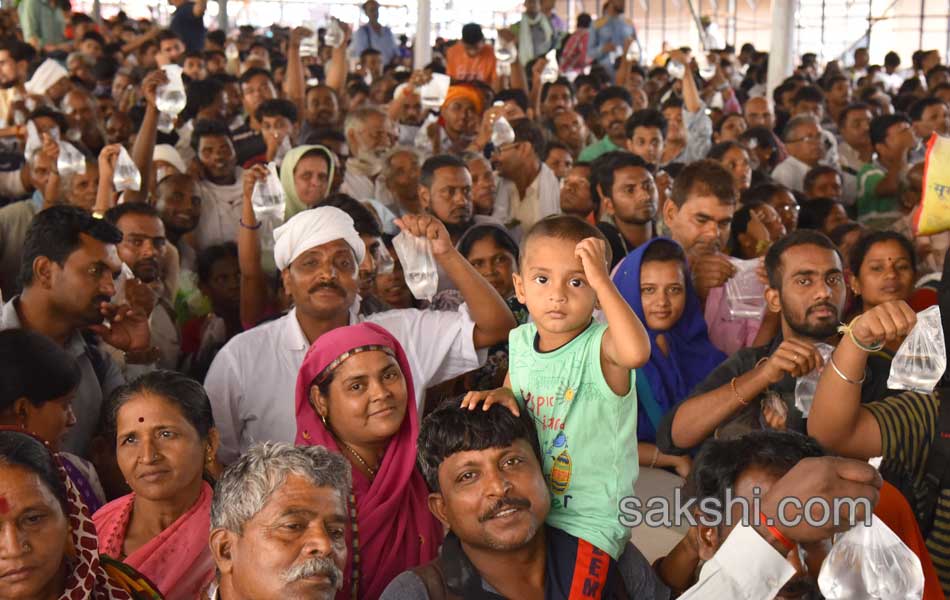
[442,84,485,114]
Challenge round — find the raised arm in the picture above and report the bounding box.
[808,301,916,458]
[93,145,122,215]
[326,23,353,96]
[193,0,207,17]
[283,27,311,115]
[395,214,516,348]
[238,165,272,328]
[670,338,823,449]
[127,69,167,205]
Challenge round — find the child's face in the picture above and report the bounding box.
[514,235,598,337]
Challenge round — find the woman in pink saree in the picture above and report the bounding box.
[295,322,444,600]
[94,371,219,600]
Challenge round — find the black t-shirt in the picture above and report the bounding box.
[170,1,206,53]
[230,120,266,167]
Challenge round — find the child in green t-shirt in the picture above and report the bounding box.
[462,215,651,560]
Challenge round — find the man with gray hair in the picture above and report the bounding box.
[341,105,396,202]
[377,146,423,220]
[208,442,352,600]
[772,114,825,193]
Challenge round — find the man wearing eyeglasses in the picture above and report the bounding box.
[772,115,825,193]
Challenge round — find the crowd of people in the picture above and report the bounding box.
[0,0,949,597]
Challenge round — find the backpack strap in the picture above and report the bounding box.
[411,560,461,600]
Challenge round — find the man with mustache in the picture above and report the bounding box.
[381,403,880,599]
[209,442,350,600]
[341,105,395,202]
[658,230,890,457]
[491,119,560,234]
[579,86,633,162]
[300,85,342,142]
[0,206,154,455]
[105,203,181,371]
[205,206,516,464]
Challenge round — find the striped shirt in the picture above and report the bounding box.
[865,391,949,595]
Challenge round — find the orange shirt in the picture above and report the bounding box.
[446,43,496,84]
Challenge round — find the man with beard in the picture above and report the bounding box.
[205,207,516,463]
[379,147,423,220]
[0,206,154,455]
[389,81,424,146]
[418,84,482,158]
[552,109,590,158]
[341,105,395,202]
[0,39,30,134]
[579,86,633,162]
[491,119,560,235]
[209,442,350,600]
[192,119,244,251]
[465,153,497,216]
[419,155,497,246]
[381,402,880,599]
[106,203,181,371]
[155,173,201,271]
[657,230,889,456]
[594,152,657,265]
[300,85,342,142]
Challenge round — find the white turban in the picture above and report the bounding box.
[25,59,68,96]
[273,206,366,271]
[153,144,187,175]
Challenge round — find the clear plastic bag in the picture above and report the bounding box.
[252,163,286,257]
[888,305,946,392]
[818,515,924,600]
[420,73,451,110]
[724,257,766,319]
[57,140,86,177]
[24,120,43,158]
[111,263,136,305]
[113,146,141,192]
[625,40,641,63]
[540,49,559,84]
[156,64,187,116]
[667,59,686,80]
[375,244,395,275]
[156,111,176,134]
[491,116,515,147]
[793,342,835,417]
[324,19,345,49]
[392,231,438,301]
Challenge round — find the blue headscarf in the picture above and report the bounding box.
[613,238,727,443]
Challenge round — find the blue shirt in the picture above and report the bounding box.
[169,1,206,53]
[349,24,399,65]
[587,15,637,75]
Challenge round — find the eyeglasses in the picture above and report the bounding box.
[787,134,821,144]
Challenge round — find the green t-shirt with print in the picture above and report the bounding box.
[508,320,638,560]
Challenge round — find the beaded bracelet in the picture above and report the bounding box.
[837,315,884,353]
[239,218,262,230]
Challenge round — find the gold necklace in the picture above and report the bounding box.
[340,442,379,477]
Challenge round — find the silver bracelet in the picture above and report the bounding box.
[829,355,866,385]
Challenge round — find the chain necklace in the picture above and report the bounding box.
[339,441,379,478]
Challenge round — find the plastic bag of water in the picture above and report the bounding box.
[111,263,136,306]
[251,163,285,223]
[818,515,923,600]
[392,231,439,301]
[325,19,345,49]
[113,146,141,192]
[724,257,766,319]
[156,111,176,134]
[24,120,43,159]
[625,41,641,63]
[157,64,187,116]
[540,49,559,84]
[491,116,516,147]
[667,59,687,80]
[57,141,86,177]
[375,243,395,275]
[793,342,835,417]
[888,305,946,393]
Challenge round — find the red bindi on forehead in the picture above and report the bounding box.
[138,417,145,423]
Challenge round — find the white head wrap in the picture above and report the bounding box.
[273,206,366,271]
[153,144,187,175]
[25,59,69,96]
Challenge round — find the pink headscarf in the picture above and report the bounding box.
[295,322,442,600]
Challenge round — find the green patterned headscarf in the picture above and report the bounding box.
[280,144,336,219]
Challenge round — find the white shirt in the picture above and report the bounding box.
[679,524,797,599]
[341,170,375,202]
[492,163,561,232]
[771,156,812,193]
[194,168,244,251]
[205,303,486,464]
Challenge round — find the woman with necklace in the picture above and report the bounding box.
[295,322,443,600]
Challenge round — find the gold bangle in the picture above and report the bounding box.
[649,446,660,468]
[731,376,750,406]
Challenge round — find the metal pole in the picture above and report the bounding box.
[920,0,926,51]
[820,0,826,61]
[218,0,228,32]
[414,0,432,69]
[866,0,873,51]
